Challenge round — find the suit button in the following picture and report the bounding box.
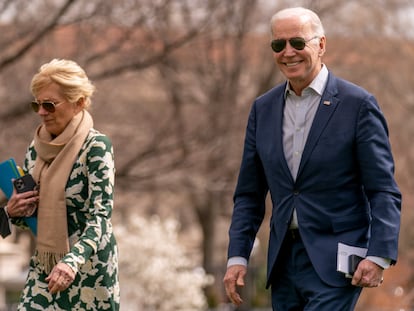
[293,190,299,195]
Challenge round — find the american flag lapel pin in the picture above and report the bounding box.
[323,100,331,106]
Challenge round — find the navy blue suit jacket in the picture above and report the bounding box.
[228,72,401,287]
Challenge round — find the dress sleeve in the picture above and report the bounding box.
[62,134,115,273]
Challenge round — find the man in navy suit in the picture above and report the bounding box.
[223,7,401,311]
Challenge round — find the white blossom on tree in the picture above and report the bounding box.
[117,215,214,311]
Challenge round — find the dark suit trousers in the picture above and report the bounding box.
[270,230,362,311]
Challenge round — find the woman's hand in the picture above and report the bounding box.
[46,262,76,294]
[6,187,39,218]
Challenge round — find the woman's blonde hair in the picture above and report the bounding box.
[31,59,95,109]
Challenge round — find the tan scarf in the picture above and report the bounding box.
[32,110,93,274]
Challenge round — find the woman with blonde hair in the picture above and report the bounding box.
[1,59,120,310]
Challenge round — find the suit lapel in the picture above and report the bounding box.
[296,75,339,180]
[272,85,295,183]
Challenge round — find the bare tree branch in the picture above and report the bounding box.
[0,0,77,70]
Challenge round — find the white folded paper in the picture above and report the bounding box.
[337,242,367,278]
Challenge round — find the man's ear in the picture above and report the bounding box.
[318,36,326,57]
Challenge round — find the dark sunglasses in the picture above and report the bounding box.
[31,100,63,113]
[270,36,319,53]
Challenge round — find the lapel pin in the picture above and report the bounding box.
[323,101,331,106]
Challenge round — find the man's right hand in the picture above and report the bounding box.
[223,264,247,306]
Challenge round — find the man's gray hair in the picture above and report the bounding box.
[270,7,325,38]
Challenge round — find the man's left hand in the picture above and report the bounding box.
[351,259,384,287]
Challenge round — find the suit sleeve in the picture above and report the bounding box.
[356,95,401,263]
[227,102,268,261]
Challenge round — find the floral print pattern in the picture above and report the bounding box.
[15,129,119,310]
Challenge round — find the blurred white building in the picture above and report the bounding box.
[0,234,30,310]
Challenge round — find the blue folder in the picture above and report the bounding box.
[0,158,20,198]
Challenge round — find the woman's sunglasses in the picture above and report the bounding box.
[31,101,63,113]
[270,36,319,53]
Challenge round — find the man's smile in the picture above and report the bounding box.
[284,61,301,67]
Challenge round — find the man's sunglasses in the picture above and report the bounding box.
[31,101,63,113]
[270,36,319,53]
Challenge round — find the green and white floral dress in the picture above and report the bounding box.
[15,129,120,310]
